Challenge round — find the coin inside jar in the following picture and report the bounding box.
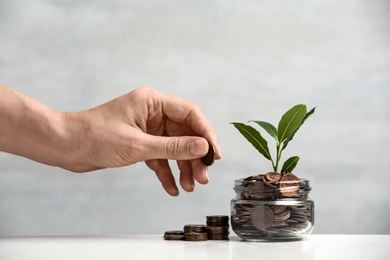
[274,209,291,221]
[245,181,273,200]
[264,172,281,183]
[201,142,215,166]
[263,172,281,188]
[250,205,275,231]
[279,173,300,197]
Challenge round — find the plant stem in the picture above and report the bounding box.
[271,158,276,172]
[275,143,282,172]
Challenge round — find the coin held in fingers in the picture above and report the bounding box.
[201,142,215,166]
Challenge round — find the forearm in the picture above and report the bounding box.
[0,83,77,169]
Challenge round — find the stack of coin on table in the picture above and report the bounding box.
[164,215,230,241]
[184,224,209,241]
[163,230,185,241]
[164,144,229,242]
[206,215,230,240]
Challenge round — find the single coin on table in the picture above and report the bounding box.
[201,142,215,166]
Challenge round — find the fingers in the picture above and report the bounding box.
[177,160,194,192]
[143,134,209,195]
[145,159,179,196]
[178,159,208,192]
[146,158,209,196]
[151,89,222,160]
[190,159,209,185]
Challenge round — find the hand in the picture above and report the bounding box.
[64,86,222,196]
[0,85,221,196]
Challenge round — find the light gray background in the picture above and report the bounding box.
[0,0,389,236]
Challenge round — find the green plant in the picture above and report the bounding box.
[231,104,316,173]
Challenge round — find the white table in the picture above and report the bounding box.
[0,235,389,260]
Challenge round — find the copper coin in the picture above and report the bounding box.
[271,205,287,214]
[274,209,291,221]
[271,221,289,227]
[279,173,300,197]
[206,215,229,226]
[184,224,207,233]
[185,232,208,241]
[263,172,281,188]
[245,182,273,200]
[206,226,230,240]
[250,205,274,231]
[243,174,263,182]
[164,230,185,240]
[264,172,282,183]
[201,142,215,166]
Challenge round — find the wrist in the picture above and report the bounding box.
[58,111,97,172]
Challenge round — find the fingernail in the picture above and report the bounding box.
[170,188,179,197]
[189,139,206,156]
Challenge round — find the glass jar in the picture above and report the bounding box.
[230,173,314,241]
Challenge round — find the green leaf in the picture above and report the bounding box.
[231,122,272,161]
[281,156,300,173]
[282,106,316,150]
[250,120,278,143]
[278,104,307,143]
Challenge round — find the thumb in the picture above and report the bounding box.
[145,135,209,161]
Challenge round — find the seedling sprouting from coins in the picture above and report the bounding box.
[230,104,316,240]
[231,104,316,173]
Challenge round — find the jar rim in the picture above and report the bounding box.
[233,176,311,199]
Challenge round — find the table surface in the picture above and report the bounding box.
[1,235,389,260]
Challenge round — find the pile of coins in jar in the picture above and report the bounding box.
[231,172,314,240]
[164,215,229,241]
